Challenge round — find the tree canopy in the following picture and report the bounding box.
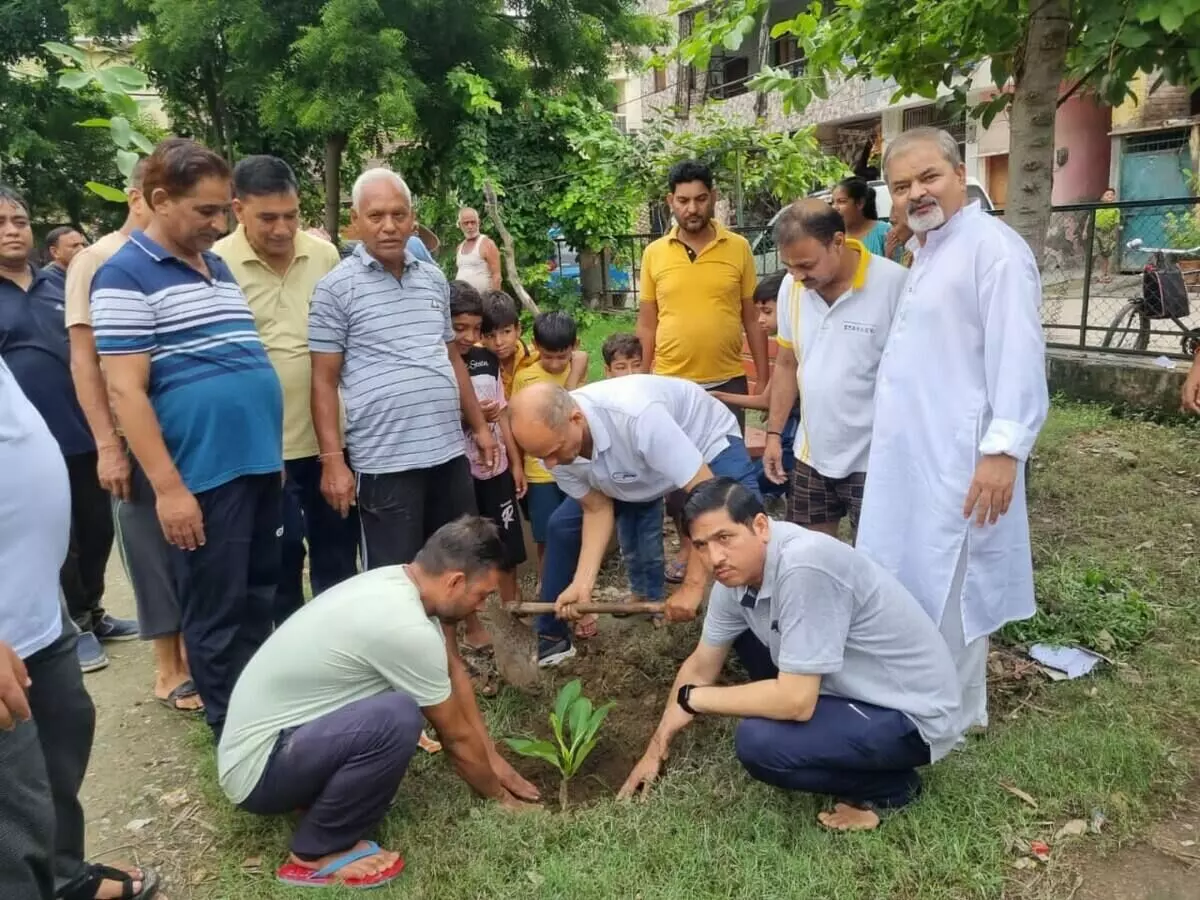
[0,0,125,228]
[675,0,1200,261]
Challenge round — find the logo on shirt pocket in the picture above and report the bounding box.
[612,471,639,483]
[843,321,876,336]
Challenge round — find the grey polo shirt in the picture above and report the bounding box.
[549,374,741,502]
[308,244,463,474]
[702,521,962,761]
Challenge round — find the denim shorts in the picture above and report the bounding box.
[524,481,566,543]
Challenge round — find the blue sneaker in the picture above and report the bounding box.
[93,614,139,642]
[76,632,109,673]
[536,635,576,668]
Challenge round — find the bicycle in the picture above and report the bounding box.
[1101,238,1200,353]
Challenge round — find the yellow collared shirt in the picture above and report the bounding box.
[639,221,757,384]
[512,360,571,483]
[213,226,341,461]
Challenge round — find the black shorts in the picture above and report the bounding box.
[356,455,477,569]
[474,469,527,570]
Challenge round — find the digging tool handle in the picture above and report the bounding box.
[507,602,665,616]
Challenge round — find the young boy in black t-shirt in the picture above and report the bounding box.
[449,282,527,629]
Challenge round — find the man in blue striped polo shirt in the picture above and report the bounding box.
[92,139,284,738]
[310,169,496,570]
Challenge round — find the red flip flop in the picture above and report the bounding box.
[276,841,405,889]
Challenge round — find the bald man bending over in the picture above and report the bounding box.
[510,375,761,666]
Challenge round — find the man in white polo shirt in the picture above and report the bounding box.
[509,376,762,666]
[763,199,907,536]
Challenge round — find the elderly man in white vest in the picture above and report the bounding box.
[856,127,1049,734]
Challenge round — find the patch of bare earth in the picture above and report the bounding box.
[80,555,214,900]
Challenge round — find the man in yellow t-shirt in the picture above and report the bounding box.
[637,159,769,584]
[636,159,768,426]
[213,156,357,625]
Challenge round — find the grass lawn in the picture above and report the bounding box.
[191,402,1200,899]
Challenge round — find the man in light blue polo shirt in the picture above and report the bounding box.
[509,375,761,666]
[620,478,962,832]
[310,168,495,571]
[92,138,284,738]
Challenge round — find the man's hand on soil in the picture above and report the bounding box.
[499,791,542,812]
[664,585,703,623]
[617,750,665,801]
[493,754,540,801]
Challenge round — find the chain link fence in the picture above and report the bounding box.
[1033,197,1200,358]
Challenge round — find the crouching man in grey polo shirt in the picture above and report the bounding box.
[619,478,962,831]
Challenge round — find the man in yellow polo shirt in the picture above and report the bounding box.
[637,159,769,421]
[214,156,358,623]
[761,198,907,537]
[637,160,768,585]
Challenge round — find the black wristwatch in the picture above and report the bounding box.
[677,683,700,715]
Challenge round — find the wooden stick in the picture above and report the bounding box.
[482,180,540,316]
[507,602,665,616]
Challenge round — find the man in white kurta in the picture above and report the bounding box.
[856,127,1049,732]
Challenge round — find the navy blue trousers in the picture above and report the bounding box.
[275,456,360,626]
[537,436,761,641]
[732,633,931,809]
[240,692,423,859]
[169,473,281,736]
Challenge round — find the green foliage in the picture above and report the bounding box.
[1000,563,1156,655]
[504,678,614,809]
[0,1,127,226]
[636,104,849,214]
[41,42,156,201]
[677,0,1200,129]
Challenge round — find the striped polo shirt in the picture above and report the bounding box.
[91,231,284,494]
[308,244,463,474]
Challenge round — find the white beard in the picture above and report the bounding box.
[907,203,947,234]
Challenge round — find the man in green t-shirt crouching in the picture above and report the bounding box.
[216,516,539,890]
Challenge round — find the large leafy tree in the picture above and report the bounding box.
[0,0,124,227]
[71,0,662,238]
[677,0,1200,263]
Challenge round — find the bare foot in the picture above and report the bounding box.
[817,803,880,832]
[154,675,204,711]
[289,841,400,882]
[418,730,442,753]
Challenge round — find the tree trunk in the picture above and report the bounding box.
[1006,0,1070,265]
[324,132,348,242]
[754,7,771,119]
[578,249,604,308]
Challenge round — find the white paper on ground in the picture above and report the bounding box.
[1028,643,1106,679]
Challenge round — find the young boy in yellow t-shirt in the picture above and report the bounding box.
[508,311,598,639]
[480,290,588,399]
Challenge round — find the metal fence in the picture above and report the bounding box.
[1031,197,1200,359]
[556,197,1200,358]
